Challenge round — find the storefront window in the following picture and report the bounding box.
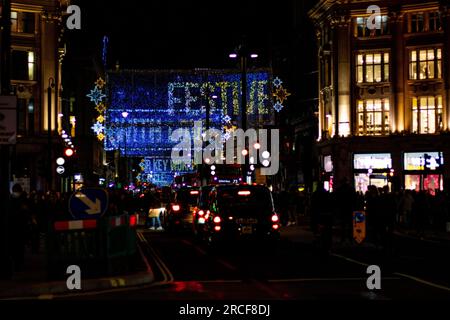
[404,152,444,194]
[404,152,443,171]
[405,175,421,192]
[354,153,392,170]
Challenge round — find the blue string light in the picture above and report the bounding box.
[104,70,274,186]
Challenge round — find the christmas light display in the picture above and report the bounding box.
[273,77,283,88]
[104,69,274,186]
[271,76,291,113]
[86,86,106,105]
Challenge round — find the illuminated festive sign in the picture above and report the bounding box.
[104,69,274,186]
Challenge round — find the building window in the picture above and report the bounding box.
[11,50,35,81]
[409,48,441,80]
[409,11,442,33]
[356,52,389,83]
[412,96,443,134]
[429,11,442,32]
[355,15,389,37]
[357,99,390,135]
[11,11,35,34]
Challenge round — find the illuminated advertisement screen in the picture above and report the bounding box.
[353,153,392,170]
[404,152,444,171]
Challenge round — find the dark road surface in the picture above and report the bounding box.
[59,227,450,300]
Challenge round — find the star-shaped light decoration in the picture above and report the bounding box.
[95,77,106,89]
[223,132,231,141]
[87,86,106,105]
[97,133,105,141]
[139,160,146,171]
[223,115,232,123]
[167,108,175,115]
[273,102,284,113]
[184,106,191,114]
[273,85,291,104]
[97,115,105,123]
[91,121,104,135]
[273,77,283,88]
[95,103,106,113]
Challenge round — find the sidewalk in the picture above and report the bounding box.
[280,221,450,247]
[0,235,154,299]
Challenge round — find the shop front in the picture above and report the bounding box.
[403,152,444,195]
[353,153,392,194]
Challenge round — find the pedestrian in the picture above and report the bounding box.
[8,184,31,272]
[148,194,163,231]
[335,178,356,244]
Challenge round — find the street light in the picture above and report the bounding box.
[122,111,129,184]
[229,42,258,182]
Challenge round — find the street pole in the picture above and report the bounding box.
[240,46,248,183]
[0,0,12,279]
[47,78,54,191]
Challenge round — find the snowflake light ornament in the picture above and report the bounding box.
[91,121,104,135]
[273,77,283,88]
[273,102,284,112]
[223,115,231,123]
[87,86,106,105]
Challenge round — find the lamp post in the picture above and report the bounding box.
[47,77,55,191]
[229,43,258,182]
[122,111,129,185]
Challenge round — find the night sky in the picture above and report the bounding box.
[65,0,317,70]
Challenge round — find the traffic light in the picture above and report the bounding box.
[64,148,74,157]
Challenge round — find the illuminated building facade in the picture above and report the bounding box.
[5,0,69,192]
[310,0,450,193]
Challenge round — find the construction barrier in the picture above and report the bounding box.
[46,213,139,279]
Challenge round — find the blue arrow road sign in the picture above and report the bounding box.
[69,188,109,219]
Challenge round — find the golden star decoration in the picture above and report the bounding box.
[97,133,105,141]
[95,77,106,89]
[273,86,291,104]
[95,103,106,113]
[97,115,105,123]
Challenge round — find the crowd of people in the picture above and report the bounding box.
[274,180,450,249]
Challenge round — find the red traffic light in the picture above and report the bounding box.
[64,148,74,157]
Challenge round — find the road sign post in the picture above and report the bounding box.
[69,188,109,220]
[353,211,366,244]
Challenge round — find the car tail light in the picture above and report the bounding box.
[238,190,251,196]
[213,216,221,224]
[172,204,180,211]
[214,226,221,232]
[271,214,279,223]
[198,210,204,216]
[129,215,137,227]
[272,224,279,230]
